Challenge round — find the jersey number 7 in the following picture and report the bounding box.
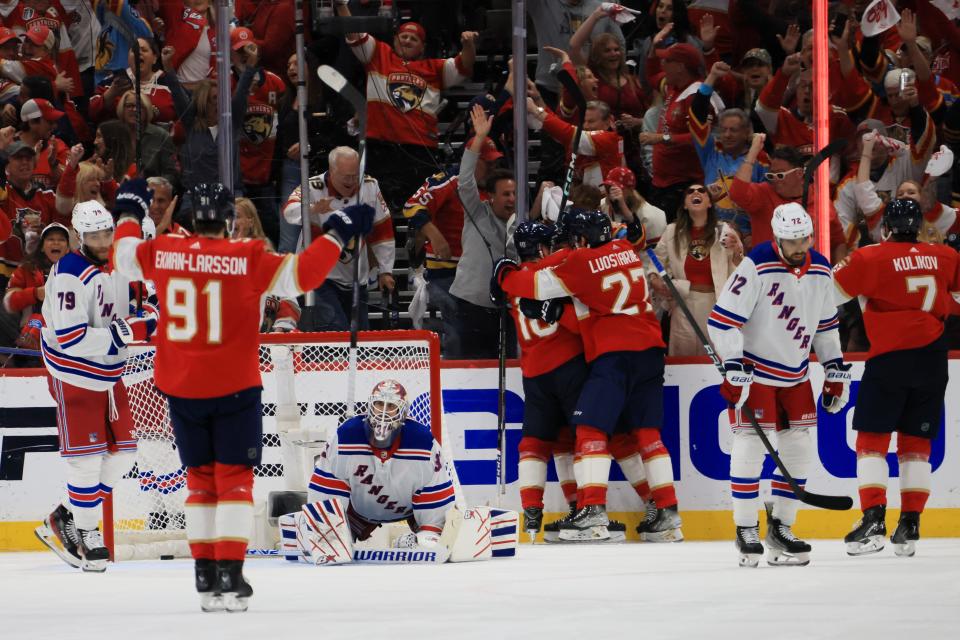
[601,267,651,315]
[166,278,224,343]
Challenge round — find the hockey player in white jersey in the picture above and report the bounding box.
[707,203,851,568]
[282,379,457,564]
[34,201,158,572]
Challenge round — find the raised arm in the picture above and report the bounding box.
[569,5,607,66]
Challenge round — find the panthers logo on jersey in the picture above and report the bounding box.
[242,104,275,144]
[388,72,427,113]
[95,31,115,71]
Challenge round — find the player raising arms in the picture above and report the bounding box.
[834,199,960,558]
[112,183,373,612]
[495,209,681,542]
[34,201,158,572]
[280,379,457,562]
[708,203,851,568]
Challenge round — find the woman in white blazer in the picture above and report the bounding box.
[653,184,744,356]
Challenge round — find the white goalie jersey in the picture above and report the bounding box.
[308,416,456,536]
[707,242,843,386]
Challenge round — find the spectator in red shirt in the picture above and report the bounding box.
[17,98,68,190]
[88,37,176,127]
[235,0,294,77]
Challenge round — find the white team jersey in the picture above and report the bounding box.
[707,242,843,386]
[40,251,134,391]
[282,173,395,289]
[308,417,455,535]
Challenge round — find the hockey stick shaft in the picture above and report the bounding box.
[645,249,852,511]
[496,305,508,503]
[555,69,588,216]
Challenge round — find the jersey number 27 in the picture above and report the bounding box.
[166,278,223,343]
[601,268,651,315]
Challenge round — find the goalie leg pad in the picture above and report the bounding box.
[490,509,518,558]
[439,507,493,562]
[299,500,354,566]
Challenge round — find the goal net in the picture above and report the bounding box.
[105,330,443,560]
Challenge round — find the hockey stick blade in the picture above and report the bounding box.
[317,64,349,94]
[802,138,847,210]
[645,249,853,512]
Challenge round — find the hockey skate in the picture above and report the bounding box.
[735,525,763,568]
[543,502,576,543]
[558,505,610,542]
[639,505,683,543]
[634,500,657,535]
[34,504,82,569]
[844,505,887,556]
[77,528,109,573]
[605,519,627,543]
[891,512,920,558]
[218,560,253,612]
[523,507,543,542]
[765,516,811,566]
[196,559,224,612]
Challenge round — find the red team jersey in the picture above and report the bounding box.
[115,224,344,399]
[5,1,83,97]
[510,250,584,378]
[504,239,665,362]
[833,241,960,359]
[542,113,624,187]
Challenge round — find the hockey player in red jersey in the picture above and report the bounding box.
[496,209,681,542]
[112,183,373,612]
[834,199,960,558]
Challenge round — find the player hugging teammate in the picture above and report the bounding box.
[495,209,682,543]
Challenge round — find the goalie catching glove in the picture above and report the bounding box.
[821,359,852,413]
[322,203,375,249]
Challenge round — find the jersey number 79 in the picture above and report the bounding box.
[166,278,224,344]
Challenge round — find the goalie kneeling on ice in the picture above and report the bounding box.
[278,503,517,564]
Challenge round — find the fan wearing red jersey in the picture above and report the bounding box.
[112,183,373,613]
[834,199,960,559]
[496,210,681,543]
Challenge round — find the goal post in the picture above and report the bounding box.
[104,330,446,560]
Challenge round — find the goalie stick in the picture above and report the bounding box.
[554,68,588,217]
[317,65,367,416]
[645,249,853,512]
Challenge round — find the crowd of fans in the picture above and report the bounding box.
[1,0,959,367]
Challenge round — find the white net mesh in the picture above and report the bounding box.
[111,332,440,558]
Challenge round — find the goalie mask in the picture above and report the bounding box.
[366,379,409,443]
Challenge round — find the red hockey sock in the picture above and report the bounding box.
[855,432,892,511]
[574,426,610,506]
[553,427,577,504]
[609,432,652,502]
[213,463,254,561]
[185,464,216,560]
[897,434,932,514]
[518,437,552,509]
[635,428,677,508]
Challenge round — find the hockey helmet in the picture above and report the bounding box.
[566,208,613,248]
[514,221,555,261]
[771,203,813,240]
[72,200,114,239]
[882,198,922,238]
[367,379,409,443]
[189,183,234,225]
[551,207,579,251]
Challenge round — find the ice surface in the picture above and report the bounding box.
[2,540,958,640]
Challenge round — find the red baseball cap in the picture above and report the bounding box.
[21,98,64,122]
[0,27,18,46]
[397,22,426,42]
[230,27,257,51]
[466,136,503,162]
[603,166,636,190]
[655,43,704,74]
[24,24,55,50]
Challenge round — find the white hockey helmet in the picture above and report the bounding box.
[771,203,813,240]
[367,379,409,442]
[72,200,114,241]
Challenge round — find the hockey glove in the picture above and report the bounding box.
[720,359,754,409]
[109,315,157,348]
[490,257,520,306]
[821,359,853,414]
[625,220,645,246]
[519,297,568,324]
[323,204,375,248]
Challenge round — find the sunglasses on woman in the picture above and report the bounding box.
[685,186,707,194]
[765,168,801,181]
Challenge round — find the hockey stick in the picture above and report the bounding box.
[554,68,588,217]
[645,249,853,511]
[318,65,367,417]
[801,138,847,211]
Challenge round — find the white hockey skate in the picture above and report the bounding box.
[765,517,811,567]
[77,528,109,573]
[844,505,887,556]
[735,526,763,568]
[557,505,611,542]
[639,505,683,543]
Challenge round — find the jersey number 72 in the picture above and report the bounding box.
[166,278,224,343]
